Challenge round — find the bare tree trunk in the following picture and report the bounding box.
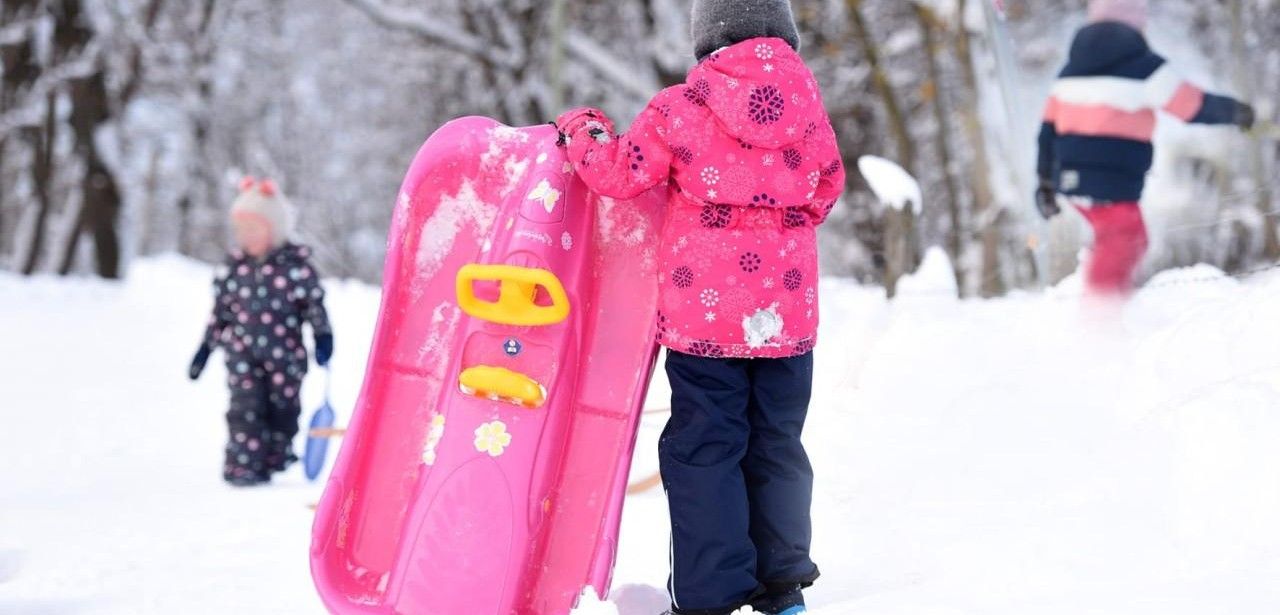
[177,195,194,255]
[52,0,122,279]
[180,0,222,259]
[845,0,916,174]
[955,0,1005,297]
[1,12,39,267]
[1230,0,1279,260]
[57,203,86,275]
[21,92,57,275]
[60,69,122,278]
[136,147,162,255]
[117,0,165,105]
[640,0,692,88]
[58,154,123,277]
[914,4,966,295]
[546,0,568,113]
[83,155,122,277]
[846,0,921,292]
[0,140,7,259]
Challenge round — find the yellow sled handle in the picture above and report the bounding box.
[459,365,546,408]
[456,264,570,326]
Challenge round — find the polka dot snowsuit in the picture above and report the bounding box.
[202,243,331,482]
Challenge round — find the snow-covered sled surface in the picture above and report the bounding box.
[3,257,1280,614]
[308,117,665,614]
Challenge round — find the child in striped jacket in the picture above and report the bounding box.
[1035,0,1255,295]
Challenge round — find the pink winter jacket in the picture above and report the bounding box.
[558,37,845,359]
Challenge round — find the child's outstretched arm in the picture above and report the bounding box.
[556,93,674,200]
[293,254,334,367]
[1145,59,1255,129]
[190,271,230,380]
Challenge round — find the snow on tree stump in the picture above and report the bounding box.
[859,156,922,299]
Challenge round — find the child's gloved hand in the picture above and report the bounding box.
[314,333,334,367]
[555,108,615,146]
[552,122,568,147]
[189,343,212,381]
[1235,102,1257,131]
[1035,180,1061,220]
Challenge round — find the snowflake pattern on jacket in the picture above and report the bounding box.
[558,38,845,359]
[203,243,331,373]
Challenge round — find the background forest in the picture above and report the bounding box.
[1,0,1277,296]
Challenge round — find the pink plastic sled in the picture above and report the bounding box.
[310,118,665,614]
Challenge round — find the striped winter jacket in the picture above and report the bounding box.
[1038,21,1247,203]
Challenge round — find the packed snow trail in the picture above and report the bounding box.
[3,256,1280,614]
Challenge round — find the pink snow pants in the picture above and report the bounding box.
[1075,201,1149,295]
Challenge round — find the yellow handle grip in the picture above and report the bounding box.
[459,365,546,408]
[456,264,570,326]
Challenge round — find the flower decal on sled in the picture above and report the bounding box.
[422,414,446,466]
[474,420,513,457]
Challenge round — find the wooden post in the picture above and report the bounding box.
[884,204,918,299]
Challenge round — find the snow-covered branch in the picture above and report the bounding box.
[0,42,103,138]
[340,0,520,68]
[340,0,655,105]
[1,17,40,46]
[564,30,660,102]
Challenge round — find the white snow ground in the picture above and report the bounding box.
[3,255,1280,615]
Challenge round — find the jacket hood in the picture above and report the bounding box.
[1068,22,1149,74]
[687,37,824,149]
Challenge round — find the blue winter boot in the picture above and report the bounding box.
[750,583,806,615]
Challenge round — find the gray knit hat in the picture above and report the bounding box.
[691,0,801,61]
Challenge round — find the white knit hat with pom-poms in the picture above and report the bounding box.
[1088,0,1148,31]
[230,176,293,248]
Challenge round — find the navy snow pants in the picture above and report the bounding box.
[224,360,303,483]
[660,350,819,615]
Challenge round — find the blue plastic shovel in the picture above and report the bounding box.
[303,368,336,481]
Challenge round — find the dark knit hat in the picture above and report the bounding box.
[691,0,801,61]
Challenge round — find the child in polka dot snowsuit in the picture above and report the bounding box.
[188,178,334,487]
[557,2,843,613]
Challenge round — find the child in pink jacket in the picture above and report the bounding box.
[557,2,844,613]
